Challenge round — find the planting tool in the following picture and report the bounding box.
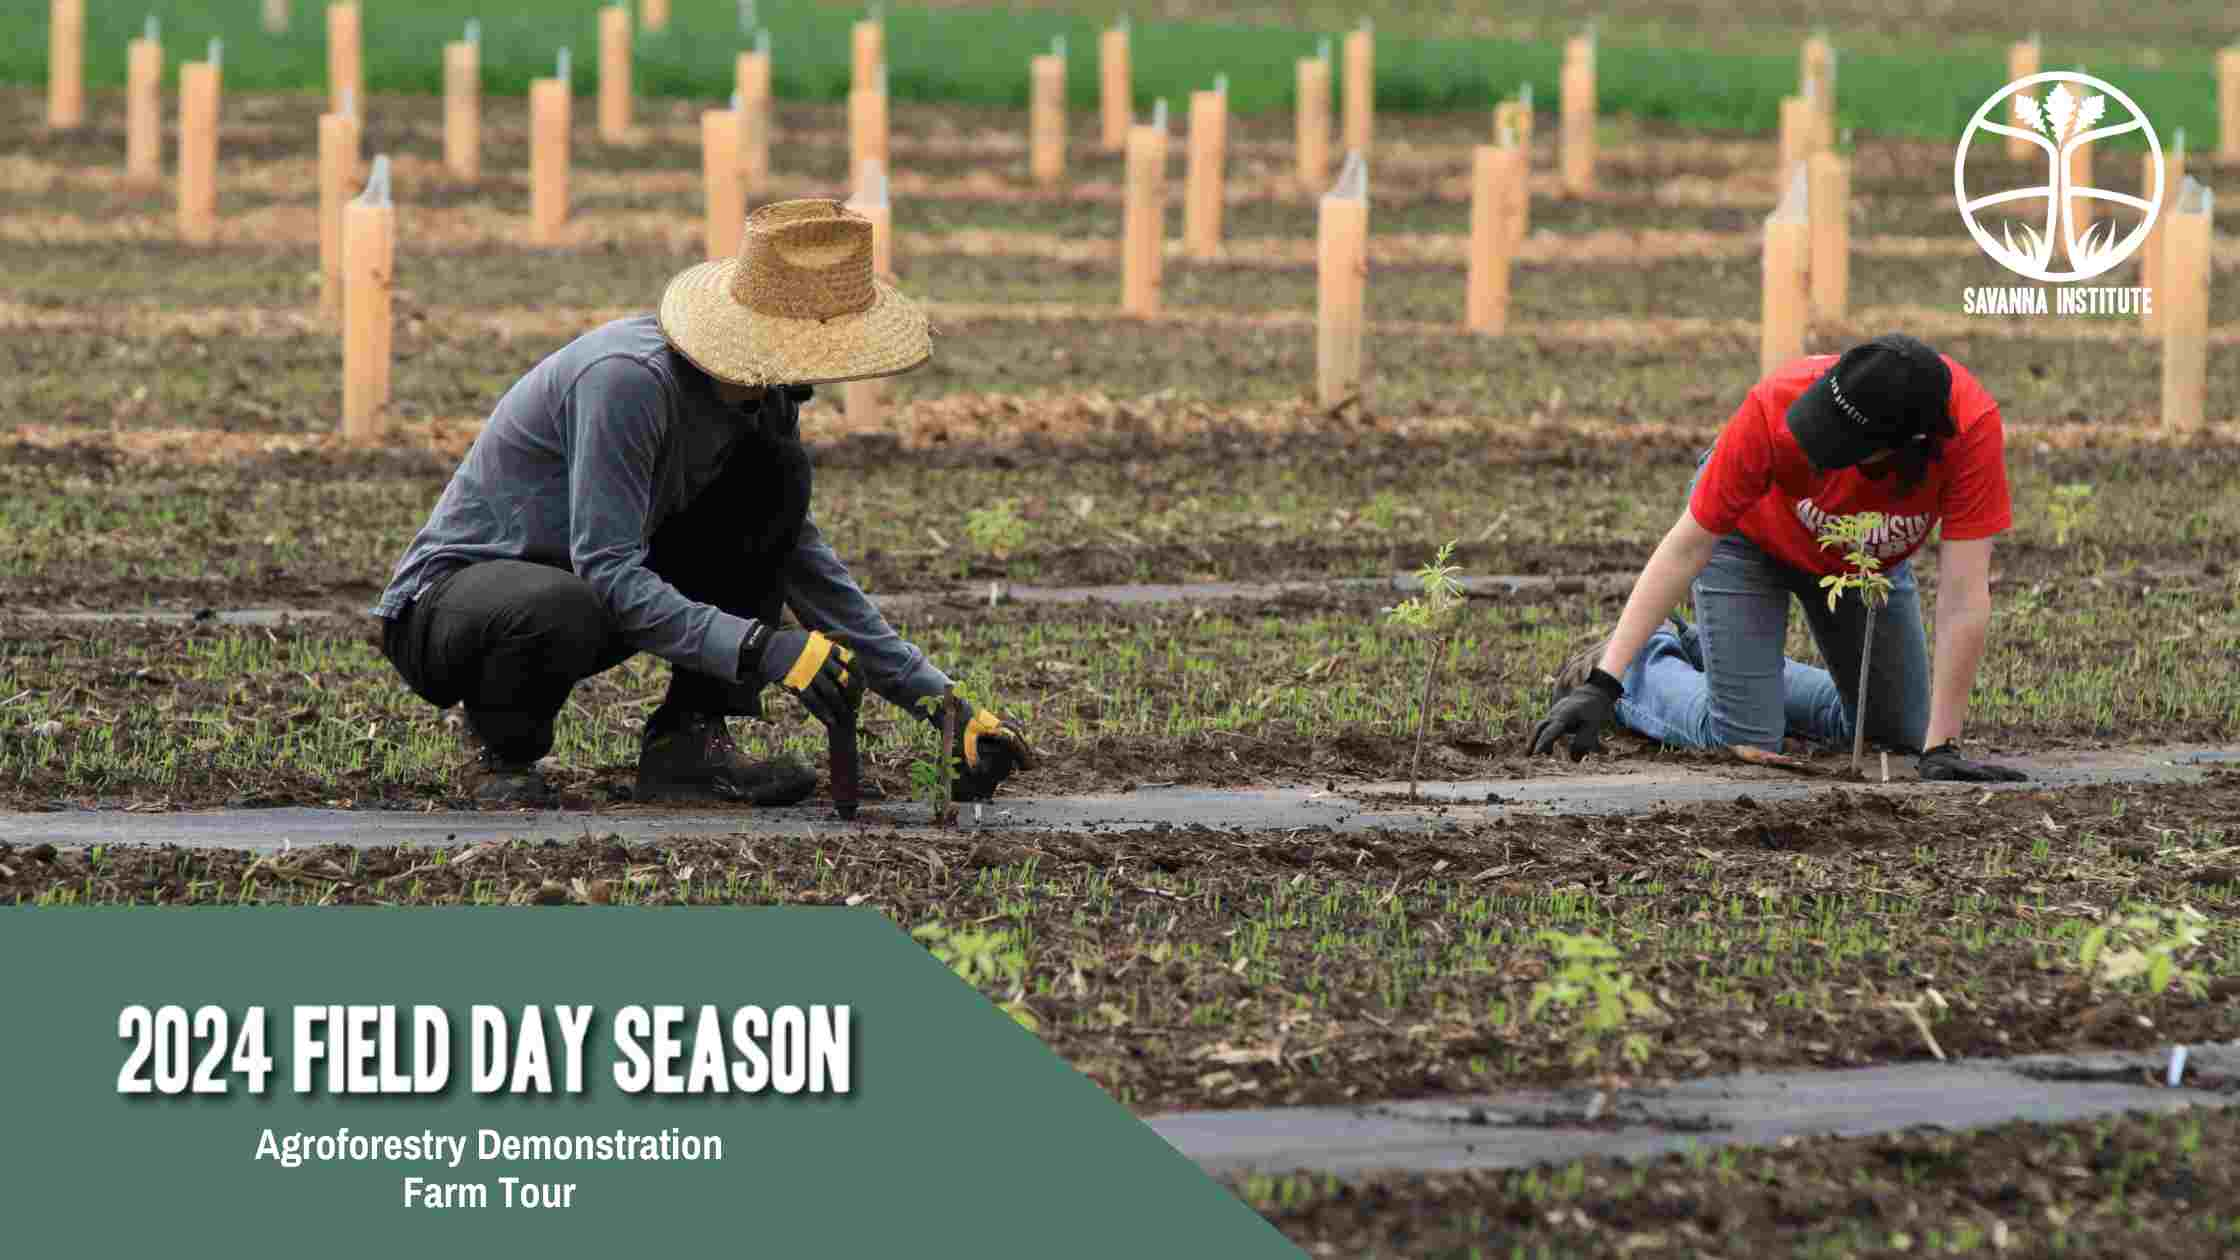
[1730,744,1813,772]
[830,718,861,820]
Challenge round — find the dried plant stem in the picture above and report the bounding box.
[938,687,961,826]
[1852,600,1877,776]
[1409,635,1447,799]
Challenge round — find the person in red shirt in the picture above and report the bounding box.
[1529,333,2028,782]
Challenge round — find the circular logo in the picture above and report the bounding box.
[1953,71,2162,283]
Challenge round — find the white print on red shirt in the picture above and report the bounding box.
[1793,499,1935,561]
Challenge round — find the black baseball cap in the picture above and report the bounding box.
[1784,334,1953,471]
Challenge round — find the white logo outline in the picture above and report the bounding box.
[1953,71,2162,283]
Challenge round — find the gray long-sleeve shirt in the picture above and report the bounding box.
[372,315,949,708]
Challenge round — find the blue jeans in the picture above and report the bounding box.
[1612,458,1933,754]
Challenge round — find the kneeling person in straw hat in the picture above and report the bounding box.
[374,200,1033,806]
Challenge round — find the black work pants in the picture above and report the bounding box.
[380,447,805,765]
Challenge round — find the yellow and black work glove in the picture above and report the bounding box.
[920,699,1035,801]
[745,628,863,730]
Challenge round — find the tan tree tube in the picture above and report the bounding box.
[2065,139,2093,243]
[599,6,632,144]
[1342,24,1373,157]
[2160,178,2212,433]
[642,0,670,33]
[177,61,219,245]
[1494,99,1532,245]
[1560,35,1595,197]
[1317,154,1368,408]
[736,46,771,198]
[1780,95,1823,173]
[843,163,892,428]
[1799,35,1833,141]
[264,0,291,35]
[342,158,395,443]
[327,3,361,117]
[1030,52,1066,188]
[1808,151,1849,322]
[2139,139,2184,333]
[2220,50,2240,163]
[1100,25,1131,152]
[1183,87,1227,259]
[1465,145,1512,335]
[1295,53,1330,192]
[530,78,571,244]
[851,19,883,95]
[48,0,83,131]
[126,33,163,185]
[319,111,358,319]
[1759,165,1809,375]
[444,41,480,180]
[2006,40,2041,160]
[849,69,889,181]
[703,106,743,261]
[1120,110,1167,317]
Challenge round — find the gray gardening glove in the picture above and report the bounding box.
[1529,669,1623,762]
[1918,742,2028,782]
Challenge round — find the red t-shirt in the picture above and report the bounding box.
[1687,353,2013,576]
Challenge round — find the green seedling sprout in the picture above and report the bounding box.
[911,688,964,825]
[2049,482,2094,547]
[1816,511,1893,777]
[2077,904,2210,998]
[1526,930,1658,1068]
[962,499,1029,578]
[1383,540,1464,800]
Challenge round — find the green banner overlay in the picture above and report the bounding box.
[1,910,1296,1256]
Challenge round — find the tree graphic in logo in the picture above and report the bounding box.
[1954,71,2162,283]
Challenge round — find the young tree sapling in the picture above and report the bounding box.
[1816,511,1894,777]
[1382,540,1465,800]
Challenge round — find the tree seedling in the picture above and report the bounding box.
[2049,482,2095,547]
[2077,904,2210,998]
[1817,511,1894,778]
[910,688,965,826]
[1382,540,1465,800]
[961,498,1028,579]
[1527,930,1658,1069]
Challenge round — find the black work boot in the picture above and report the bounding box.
[459,716,554,808]
[636,712,816,805]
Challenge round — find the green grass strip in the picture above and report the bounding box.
[0,3,2223,143]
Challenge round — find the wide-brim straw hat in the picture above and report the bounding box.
[659,199,930,387]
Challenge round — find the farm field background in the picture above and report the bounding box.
[6,2,2240,1254]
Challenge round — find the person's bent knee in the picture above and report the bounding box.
[491,569,611,675]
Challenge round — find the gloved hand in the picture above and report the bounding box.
[747,628,862,730]
[918,697,1035,801]
[1918,742,2028,782]
[1529,669,1623,762]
